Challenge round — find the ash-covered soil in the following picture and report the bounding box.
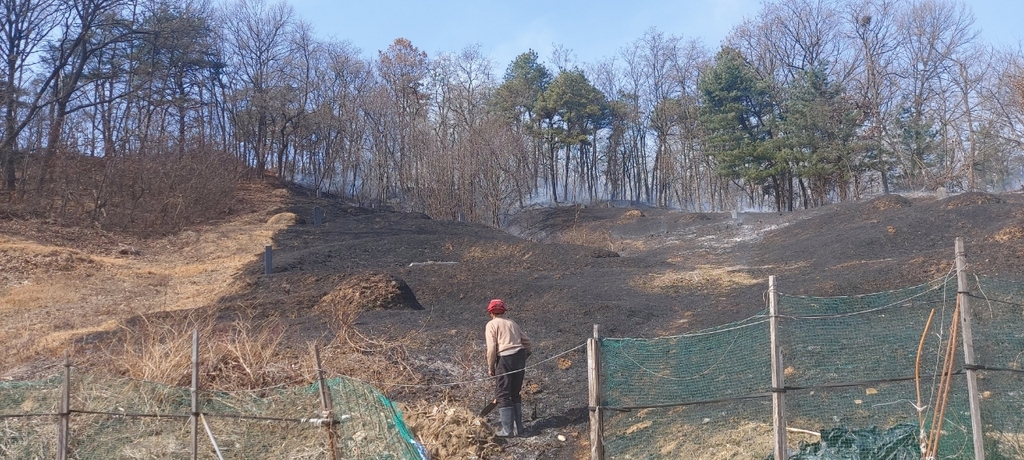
[235,189,1024,459]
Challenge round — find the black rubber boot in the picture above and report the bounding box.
[513,403,525,437]
[495,407,515,437]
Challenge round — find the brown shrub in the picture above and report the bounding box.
[13,148,242,236]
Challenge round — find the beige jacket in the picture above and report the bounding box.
[485,316,532,374]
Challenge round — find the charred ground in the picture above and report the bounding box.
[3,182,1024,459]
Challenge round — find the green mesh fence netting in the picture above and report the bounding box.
[968,276,1024,459]
[0,374,427,459]
[599,315,773,459]
[778,275,974,459]
[597,274,1024,459]
[0,376,62,458]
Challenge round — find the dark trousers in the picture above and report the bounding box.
[495,348,526,408]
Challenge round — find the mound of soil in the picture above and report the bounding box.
[616,209,645,223]
[865,194,913,211]
[317,272,422,314]
[267,212,300,225]
[942,191,1002,208]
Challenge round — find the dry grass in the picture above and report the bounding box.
[610,416,823,460]
[400,399,501,459]
[618,209,645,222]
[463,242,533,261]
[0,182,290,377]
[633,266,761,294]
[87,312,305,390]
[988,432,1024,458]
[992,224,1024,242]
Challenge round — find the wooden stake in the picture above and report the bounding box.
[915,308,936,456]
[57,351,70,460]
[769,275,787,460]
[926,302,960,458]
[191,329,199,460]
[588,324,604,460]
[955,237,985,459]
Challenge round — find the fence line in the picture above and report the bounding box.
[0,332,587,459]
[0,336,427,459]
[588,238,1024,459]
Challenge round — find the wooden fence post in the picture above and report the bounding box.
[588,324,604,460]
[769,275,787,460]
[314,345,339,460]
[191,329,199,460]
[955,237,985,459]
[57,351,70,460]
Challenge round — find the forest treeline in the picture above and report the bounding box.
[2,0,1023,232]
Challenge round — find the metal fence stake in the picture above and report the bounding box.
[191,329,199,460]
[315,344,339,460]
[57,352,70,460]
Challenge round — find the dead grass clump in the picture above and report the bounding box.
[618,209,645,223]
[992,224,1024,242]
[316,273,422,332]
[267,212,299,226]
[0,242,97,277]
[109,314,303,391]
[867,194,913,211]
[942,192,1002,209]
[400,400,500,459]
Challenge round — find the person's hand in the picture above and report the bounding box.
[488,369,494,376]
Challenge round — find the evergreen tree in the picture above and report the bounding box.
[698,47,784,210]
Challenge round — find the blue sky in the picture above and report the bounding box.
[286,0,1024,71]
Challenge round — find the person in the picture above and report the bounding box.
[485,298,531,437]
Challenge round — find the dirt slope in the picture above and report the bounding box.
[3,184,1024,459]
